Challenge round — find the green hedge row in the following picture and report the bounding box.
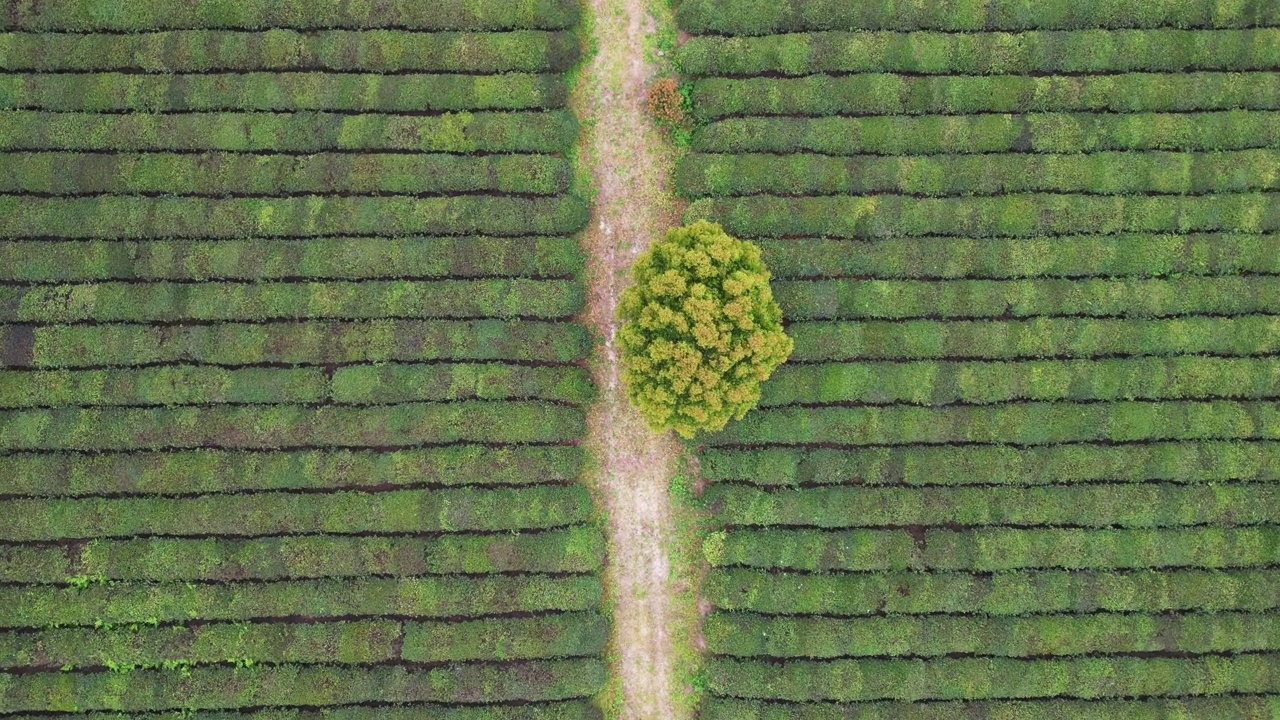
[402,612,608,662]
[787,315,1280,362]
[0,401,585,450]
[702,697,1280,720]
[0,196,589,237]
[3,0,582,31]
[753,234,1280,280]
[704,654,1280,702]
[4,319,590,369]
[700,442,1280,486]
[760,357,1280,407]
[0,110,580,153]
[0,237,585,282]
[705,400,1280,447]
[712,526,1280,571]
[0,703,603,720]
[0,152,572,195]
[677,28,1280,77]
[690,72,1280,121]
[0,366,327,408]
[332,363,594,405]
[0,702,604,717]
[705,483,1277,529]
[0,659,606,712]
[677,150,1280,197]
[707,567,1280,616]
[2,613,606,668]
[1,575,602,629]
[705,610,1280,658]
[688,193,1280,238]
[0,279,583,323]
[0,486,593,541]
[0,30,580,73]
[0,445,586,497]
[675,0,1280,34]
[772,276,1280,320]
[0,73,567,113]
[1,526,604,584]
[2,620,404,668]
[692,110,1280,155]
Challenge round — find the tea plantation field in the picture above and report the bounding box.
[0,0,607,716]
[675,0,1280,717]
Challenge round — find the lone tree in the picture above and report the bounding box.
[618,220,793,438]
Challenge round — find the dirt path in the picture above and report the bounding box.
[577,0,686,718]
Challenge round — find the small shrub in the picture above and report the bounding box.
[647,77,690,127]
[618,220,793,438]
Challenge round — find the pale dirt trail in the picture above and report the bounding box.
[578,0,686,718]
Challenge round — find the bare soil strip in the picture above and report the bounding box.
[578,0,686,718]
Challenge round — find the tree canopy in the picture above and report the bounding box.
[618,220,793,438]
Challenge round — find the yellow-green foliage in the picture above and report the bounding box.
[618,220,792,438]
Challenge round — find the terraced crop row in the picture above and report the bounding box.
[676,0,1280,715]
[0,0,604,716]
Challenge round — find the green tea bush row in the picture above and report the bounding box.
[712,526,1280,571]
[3,0,582,31]
[402,612,608,662]
[705,610,1280,658]
[0,659,606,712]
[707,567,1280,616]
[0,279,583,323]
[772,277,1280,320]
[677,28,1280,77]
[688,193,1280,238]
[675,0,1280,34]
[0,236,585,283]
[704,483,1278,529]
[6,320,590,368]
[0,152,572,195]
[787,316,1280,362]
[753,234,1280,280]
[701,697,1280,720]
[0,366,327,408]
[690,72,1280,121]
[2,620,405,668]
[1,613,606,668]
[0,526,604,584]
[700,442,1280,486]
[332,364,594,405]
[0,704,606,720]
[704,654,1280,702]
[677,150,1280,197]
[48,367,602,421]
[0,575,602,629]
[0,446,585,497]
[0,30,581,73]
[0,195,589,237]
[706,400,1280,446]
[0,485,593,541]
[0,110,580,153]
[0,401,585,450]
[692,110,1280,155]
[0,73,568,113]
[760,357,1280,407]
